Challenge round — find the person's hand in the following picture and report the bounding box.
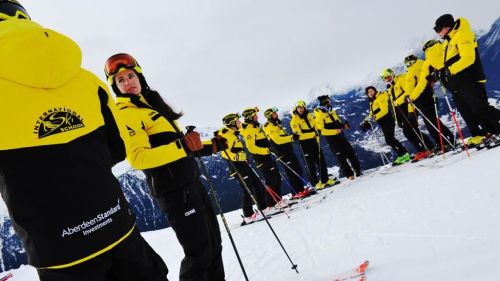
[211,135,228,153]
[404,96,412,104]
[292,133,300,141]
[184,131,203,152]
[343,121,351,129]
[359,121,372,132]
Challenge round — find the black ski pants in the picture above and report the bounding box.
[395,104,435,152]
[324,134,361,178]
[414,88,455,146]
[377,115,408,157]
[299,138,328,185]
[275,145,305,193]
[230,161,267,217]
[156,179,225,281]
[254,154,282,207]
[37,227,169,281]
[453,82,500,135]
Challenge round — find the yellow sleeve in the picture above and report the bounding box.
[404,69,418,97]
[243,129,269,155]
[449,30,476,75]
[265,124,293,145]
[220,130,240,161]
[410,61,430,101]
[374,92,389,120]
[291,115,316,139]
[315,109,341,135]
[120,110,187,170]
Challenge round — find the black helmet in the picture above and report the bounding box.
[241,107,259,122]
[423,39,440,53]
[404,54,418,68]
[434,14,454,33]
[0,0,30,21]
[317,95,330,106]
[223,113,241,127]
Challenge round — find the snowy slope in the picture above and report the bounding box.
[4,147,500,281]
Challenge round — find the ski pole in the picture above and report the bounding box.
[186,126,250,281]
[408,99,455,149]
[395,103,432,153]
[440,85,471,159]
[221,149,299,274]
[270,152,312,188]
[366,120,391,165]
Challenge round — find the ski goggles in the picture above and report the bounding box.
[0,1,30,21]
[104,53,142,84]
[223,113,241,126]
[264,106,278,119]
[242,106,260,120]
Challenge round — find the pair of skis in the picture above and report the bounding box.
[332,260,369,281]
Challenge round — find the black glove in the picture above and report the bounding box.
[439,67,451,83]
[211,135,228,153]
[360,121,372,132]
[426,70,440,83]
[404,96,411,104]
[292,133,300,141]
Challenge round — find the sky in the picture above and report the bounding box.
[22,0,500,127]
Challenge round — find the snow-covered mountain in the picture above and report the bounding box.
[1,17,499,273]
[5,136,500,281]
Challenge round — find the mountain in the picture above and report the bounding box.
[6,133,500,281]
[1,17,499,273]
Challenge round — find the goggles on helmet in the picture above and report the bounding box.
[295,100,306,108]
[104,53,143,85]
[264,106,279,119]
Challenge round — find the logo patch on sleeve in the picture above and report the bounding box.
[33,108,85,139]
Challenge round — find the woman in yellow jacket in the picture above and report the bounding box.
[362,86,410,165]
[290,101,335,189]
[104,53,225,281]
[434,14,500,147]
[0,3,168,281]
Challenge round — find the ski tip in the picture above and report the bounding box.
[357,260,370,273]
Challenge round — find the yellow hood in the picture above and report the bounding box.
[447,17,472,39]
[0,19,81,89]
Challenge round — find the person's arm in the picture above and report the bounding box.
[265,124,293,145]
[243,129,269,155]
[374,93,389,120]
[291,116,316,140]
[120,110,187,170]
[96,80,129,165]
[410,61,431,101]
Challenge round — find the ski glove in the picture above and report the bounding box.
[439,67,451,83]
[184,131,204,152]
[292,133,301,141]
[211,135,228,153]
[360,121,372,132]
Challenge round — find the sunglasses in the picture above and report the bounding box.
[104,53,141,78]
[433,25,444,33]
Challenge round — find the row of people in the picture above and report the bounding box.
[362,14,500,164]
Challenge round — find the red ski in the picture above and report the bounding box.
[332,260,369,281]
[0,273,13,281]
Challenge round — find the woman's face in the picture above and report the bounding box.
[297,106,305,115]
[115,69,142,95]
[367,88,376,98]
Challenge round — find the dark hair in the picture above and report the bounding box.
[112,71,183,120]
[365,86,377,95]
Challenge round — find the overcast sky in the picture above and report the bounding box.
[23,1,499,127]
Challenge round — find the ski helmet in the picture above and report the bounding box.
[241,107,259,122]
[264,106,278,119]
[404,55,418,68]
[104,53,143,85]
[0,0,30,21]
[423,39,440,53]
[434,14,454,33]
[223,113,241,127]
[317,95,330,106]
[381,68,394,82]
[295,100,306,108]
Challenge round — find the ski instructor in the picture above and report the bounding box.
[0,1,168,280]
[105,53,226,281]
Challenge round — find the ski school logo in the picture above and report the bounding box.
[33,107,85,139]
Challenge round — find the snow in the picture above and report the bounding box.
[3,147,500,281]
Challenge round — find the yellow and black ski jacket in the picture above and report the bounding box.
[115,94,212,197]
[290,110,319,142]
[0,20,135,269]
[314,106,345,136]
[240,121,271,165]
[387,73,414,113]
[368,91,391,121]
[263,120,295,156]
[410,43,444,101]
[443,17,486,90]
[217,127,248,162]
